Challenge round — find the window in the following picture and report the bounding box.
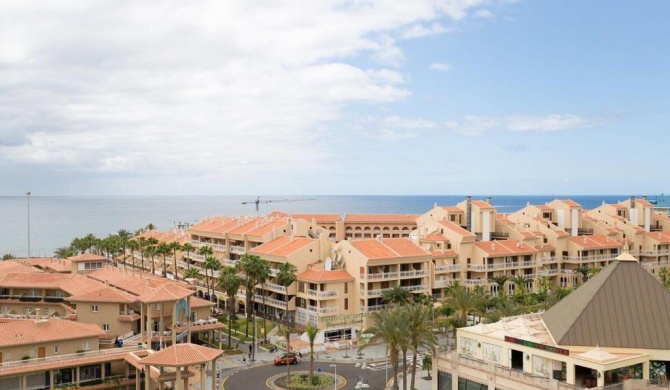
[344,283,348,294]
[44,307,51,315]
[82,341,91,351]
[90,305,98,313]
[1,306,7,314]
[344,298,348,310]
[24,307,33,315]
[54,346,59,354]
[102,324,110,331]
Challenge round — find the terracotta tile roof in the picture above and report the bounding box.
[536,205,552,210]
[0,319,104,347]
[68,286,137,303]
[189,296,215,308]
[246,220,288,237]
[138,284,194,303]
[474,240,538,256]
[568,235,623,249]
[343,214,419,223]
[437,220,477,238]
[422,233,448,242]
[86,268,191,296]
[140,343,223,366]
[496,214,513,224]
[228,218,265,235]
[636,199,653,207]
[441,206,462,212]
[287,213,340,223]
[1,260,42,274]
[1,349,135,377]
[250,236,314,257]
[558,199,581,208]
[471,200,495,210]
[351,238,429,259]
[646,231,670,244]
[67,253,107,262]
[297,269,354,282]
[536,244,555,251]
[210,218,246,234]
[0,273,105,296]
[14,258,71,272]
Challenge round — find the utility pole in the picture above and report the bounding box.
[26,191,31,258]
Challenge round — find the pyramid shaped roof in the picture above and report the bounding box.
[542,260,670,349]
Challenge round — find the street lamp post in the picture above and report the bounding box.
[355,362,370,389]
[25,191,31,258]
[330,364,337,390]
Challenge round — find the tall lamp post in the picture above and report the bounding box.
[355,362,370,389]
[25,191,31,258]
[330,364,337,390]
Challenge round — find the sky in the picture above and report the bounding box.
[1,0,669,196]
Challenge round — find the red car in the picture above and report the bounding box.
[274,352,299,366]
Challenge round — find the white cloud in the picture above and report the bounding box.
[474,9,495,18]
[383,116,439,129]
[430,62,452,72]
[447,114,609,136]
[370,129,419,142]
[0,0,508,194]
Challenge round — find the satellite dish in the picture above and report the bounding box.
[325,257,332,271]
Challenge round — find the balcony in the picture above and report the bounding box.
[366,285,428,297]
[211,243,227,252]
[434,264,461,272]
[190,240,203,247]
[634,249,670,256]
[364,304,391,312]
[520,261,536,268]
[306,289,338,299]
[399,270,430,278]
[230,245,245,254]
[361,272,399,280]
[538,269,560,276]
[537,256,556,264]
[265,283,287,293]
[223,258,238,267]
[254,294,292,309]
[467,263,507,271]
[307,305,338,315]
[563,254,618,263]
[433,279,452,288]
[463,279,488,286]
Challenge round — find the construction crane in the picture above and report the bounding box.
[241,196,316,214]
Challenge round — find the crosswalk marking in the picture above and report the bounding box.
[366,355,422,371]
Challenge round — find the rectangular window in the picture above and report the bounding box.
[344,283,348,294]
[102,324,110,331]
[438,370,452,390]
[90,305,98,313]
[153,303,160,310]
[24,307,33,315]
[54,346,59,354]
[82,342,91,351]
[344,298,348,310]
[44,307,51,316]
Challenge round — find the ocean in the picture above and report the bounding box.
[0,195,638,258]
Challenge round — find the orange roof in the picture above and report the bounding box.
[138,284,194,303]
[288,213,340,223]
[437,220,476,238]
[496,214,513,224]
[297,269,353,282]
[189,296,216,308]
[471,200,495,210]
[1,260,41,274]
[351,238,429,259]
[432,250,458,258]
[246,220,287,237]
[67,253,107,262]
[140,343,223,366]
[422,233,448,242]
[14,258,71,272]
[441,206,462,212]
[536,205,552,210]
[558,199,581,208]
[568,235,623,249]
[646,231,670,244]
[250,236,314,257]
[228,218,265,235]
[474,240,537,256]
[636,199,653,207]
[343,214,418,223]
[0,273,105,296]
[0,319,104,347]
[68,286,137,303]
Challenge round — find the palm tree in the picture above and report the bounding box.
[146,237,159,274]
[117,229,132,269]
[403,304,438,390]
[217,267,242,347]
[574,265,590,283]
[236,254,256,338]
[367,309,404,390]
[277,262,298,326]
[127,240,139,269]
[536,275,553,294]
[168,241,182,280]
[183,267,202,282]
[237,253,268,343]
[145,223,156,231]
[156,242,170,277]
[422,354,433,380]
[203,256,220,299]
[253,258,271,343]
[305,323,319,385]
[491,274,509,294]
[382,285,411,307]
[83,233,98,254]
[443,285,486,327]
[182,242,195,271]
[54,246,75,259]
[136,237,148,271]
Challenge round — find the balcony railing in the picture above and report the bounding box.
[435,264,461,272]
[563,254,618,262]
[364,304,391,312]
[521,261,536,267]
[211,243,227,252]
[265,283,287,293]
[362,272,399,280]
[307,305,338,315]
[0,346,142,369]
[306,289,338,298]
[537,256,556,263]
[434,279,452,287]
[366,285,428,296]
[632,249,670,256]
[538,269,560,276]
[254,294,287,308]
[463,279,488,285]
[223,259,238,267]
[230,245,245,254]
[399,270,430,278]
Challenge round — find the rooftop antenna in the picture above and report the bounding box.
[241,196,316,215]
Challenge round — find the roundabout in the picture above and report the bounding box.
[222,361,387,390]
[267,370,342,389]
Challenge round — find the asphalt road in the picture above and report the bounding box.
[222,361,387,390]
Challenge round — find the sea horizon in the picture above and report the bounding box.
[0,194,659,259]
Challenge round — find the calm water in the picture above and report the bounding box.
[0,195,636,258]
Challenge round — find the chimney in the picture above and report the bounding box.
[491,242,496,251]
[643,195,648,201]
[376,235,383,242]
[34,308,40,318]
[630,196,635,208]
[466,196,472,232]
[487,197,492,205]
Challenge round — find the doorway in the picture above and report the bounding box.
[511,349,524,370]
[38,347,46,359]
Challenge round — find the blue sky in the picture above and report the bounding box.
[1,0,668,196]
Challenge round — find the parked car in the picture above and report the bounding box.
[274,352,299,366]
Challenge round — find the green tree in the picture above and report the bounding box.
[509,274,529,297]
[136,237,148,271]
[217,267,242,347]
[182,242,196,271]
[422,354,433,380]
[203,255,220,299]
[305,323,319,385]
[443,285,486,326]
[536,275,553,294]
[168,241,182,280]
[117,229,132,269]
[127,240,139,269]
[277,262,298,325]
[367,309,404,390]
[382,285,411,307]
[236,253,269,348]
[156,242,170,277]
[404,304,438,390]
[53,247,75,259]
[183,267,202,282]
[146,237,159,274]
